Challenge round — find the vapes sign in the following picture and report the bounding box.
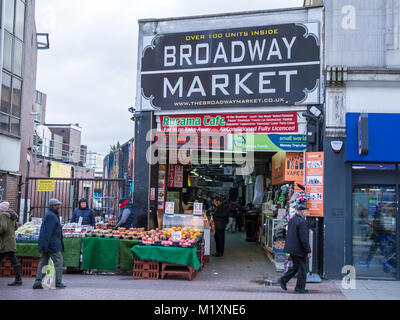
[140,22,321,111]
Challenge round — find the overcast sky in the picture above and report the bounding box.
[35,0,303,156]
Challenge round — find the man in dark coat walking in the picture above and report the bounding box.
[33,199,66,289]
[211,196,229,257]
[279,203,312,294]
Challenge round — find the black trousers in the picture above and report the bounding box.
[281,255,307,290]
[0,252,20,267]
[214,228,226,255]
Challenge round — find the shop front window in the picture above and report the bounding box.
[352,185,397,279]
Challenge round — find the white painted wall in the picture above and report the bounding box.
[0,135,21,172]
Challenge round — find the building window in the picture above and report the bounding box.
[4,0,15,34]
[15,0,25,41]
[1,73,12,114]
[0,113,9,132]
[3,32,13,72]
[0,72,21,136]
[1,0,25,137]
[13,39,24,77]
[10,116,20,136]
[11,78,22,117]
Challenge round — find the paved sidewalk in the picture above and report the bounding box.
[0,232,345,300]
[335,280,400,300]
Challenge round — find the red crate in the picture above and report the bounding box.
[161,263,196,281]
[133,270,159,280]
[0,257,39,278]
[133,258,159,272]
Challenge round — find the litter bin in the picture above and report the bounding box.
[244,210,259,242]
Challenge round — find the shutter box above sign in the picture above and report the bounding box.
[140,22,321,111]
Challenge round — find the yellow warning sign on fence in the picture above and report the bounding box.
[37,180,55,192]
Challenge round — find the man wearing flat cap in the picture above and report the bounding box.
[33,198,66,289]
[278,203,312,294]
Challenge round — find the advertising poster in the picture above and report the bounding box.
[305,152,324,217]
[168,165,184,188]
[271,152,304,186]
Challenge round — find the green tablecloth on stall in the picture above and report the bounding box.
[119,239,141,270]
[16,242,41,258]
[62,238,82,268]
[130,245,201,270]
[16,238,82,268]
[82,237,120,271]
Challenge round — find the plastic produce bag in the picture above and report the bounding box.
[42,258,56,290]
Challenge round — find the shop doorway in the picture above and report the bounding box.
[352,164,400,280]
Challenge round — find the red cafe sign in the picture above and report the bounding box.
[159,112,298,134]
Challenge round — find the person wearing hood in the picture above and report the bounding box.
[71,198,96,227]
[0,201,22,286]
[116,199,134,229]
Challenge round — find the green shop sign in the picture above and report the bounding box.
[232,134,307,151]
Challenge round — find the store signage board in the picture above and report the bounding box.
[233,134,306,152]
[156,132,225,150]
[165,202,175,215]
[37,180,55,192]
[140,23,321,111]
[305,152,324,217]
[193,202,203,215]
[160,113,298,134]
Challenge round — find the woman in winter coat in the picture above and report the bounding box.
[0,201,22,286]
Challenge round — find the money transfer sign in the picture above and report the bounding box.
[140,22,320,110]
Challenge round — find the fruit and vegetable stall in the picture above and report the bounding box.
[1,215,210,281]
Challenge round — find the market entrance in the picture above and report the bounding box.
[155,149,307,271]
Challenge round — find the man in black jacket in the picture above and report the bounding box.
[279,203,312,294]
[212,196,229,257]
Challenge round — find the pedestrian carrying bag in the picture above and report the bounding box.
[41,258,56,290]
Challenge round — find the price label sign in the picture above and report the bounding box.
[193,202,203,216]
[165,202,175,215]
[171,231,182,241]
[78,216,83,226]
